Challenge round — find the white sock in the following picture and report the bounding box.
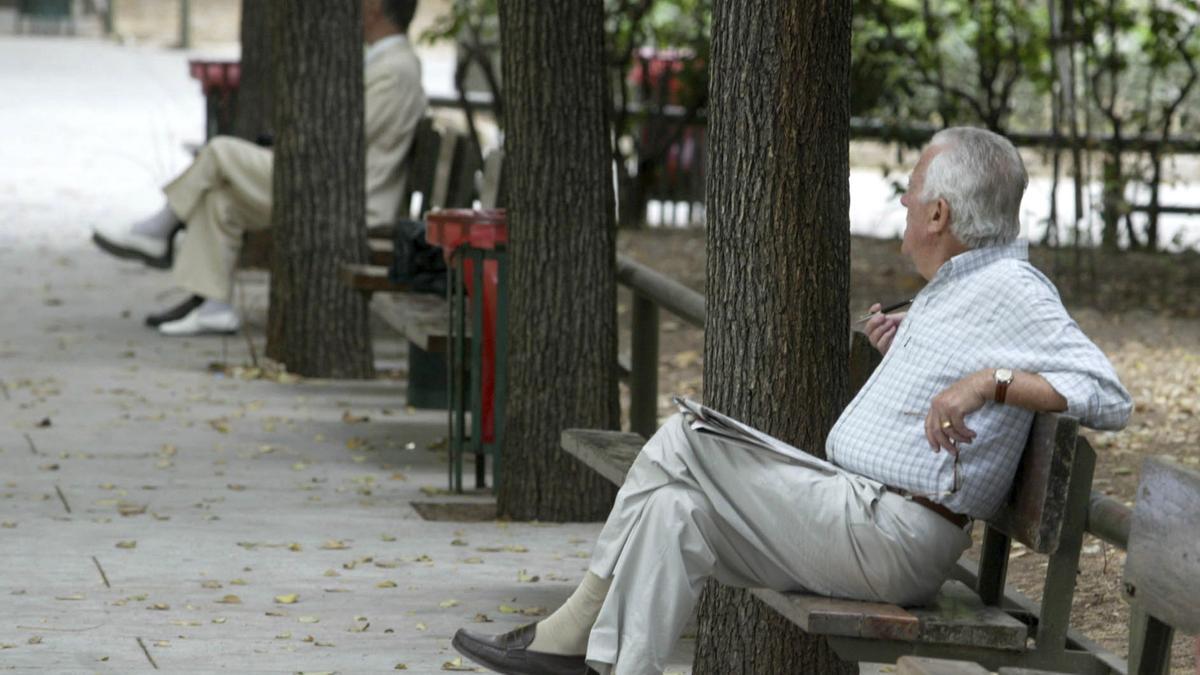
[528,571,611,656]
[131,206,179,239]
[197,299,233,316]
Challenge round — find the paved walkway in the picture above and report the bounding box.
[0,36,704,674]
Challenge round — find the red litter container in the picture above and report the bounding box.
[426,209,507,445]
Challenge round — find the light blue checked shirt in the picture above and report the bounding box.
[827,241,1132,519]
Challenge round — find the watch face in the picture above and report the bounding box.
[996,368,1014,383]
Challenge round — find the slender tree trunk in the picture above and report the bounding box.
[496,0,620,521]
[694,1,854,673]
[265,0,374,378]
[234,0,272,142]
[234,0,274,269]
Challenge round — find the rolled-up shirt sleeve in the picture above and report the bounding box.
[1004,277,1133,430]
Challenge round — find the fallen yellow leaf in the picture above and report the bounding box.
[319,540,349,550]
[377,580,397,588]
[274,594,299,604]
[439,599,459,608]
[442,656,475,671]
[215,595,241,604]
[115,540,137,549]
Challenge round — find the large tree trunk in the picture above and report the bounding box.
[264,0,374,378]
[233,0,272,142]
[694,1,855,673]
[495,0,619,521]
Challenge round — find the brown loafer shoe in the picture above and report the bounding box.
[451,623,595,675]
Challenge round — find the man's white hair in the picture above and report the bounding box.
[921,127,1028,249]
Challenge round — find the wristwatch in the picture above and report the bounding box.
[994,368,1015,404]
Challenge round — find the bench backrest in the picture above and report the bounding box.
[1123,456,1200,634]
[444,134,484,209]
[400,118,443,220]
[848,331,1085,555]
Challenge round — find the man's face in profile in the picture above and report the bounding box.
[900,145,939,268]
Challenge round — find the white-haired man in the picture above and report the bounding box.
[92,0,426,336]
[451,127,1134,675]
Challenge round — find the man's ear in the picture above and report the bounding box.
[929,197,952,234]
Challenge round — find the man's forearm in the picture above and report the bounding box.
[966,369,1068,414]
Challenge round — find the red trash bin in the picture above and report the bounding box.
[426,209,507,490]
[188,60,241,140]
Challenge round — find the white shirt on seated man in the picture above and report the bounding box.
[92,0,427,336]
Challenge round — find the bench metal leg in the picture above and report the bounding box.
[1127,608,1172,675]
[629,293,659,439]
[976,526,1011,606]
[470,249,485,490]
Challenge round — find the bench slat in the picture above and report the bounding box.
[340,263,409,293]
[910,580,1028,650]
[560,429,643,486]
[751,589,920,641]
[369,293,452,353]
[990,413,1080,555]
[897,656,991,675]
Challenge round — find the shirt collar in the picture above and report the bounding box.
[365,34,407,66]
[931,239,1028,284]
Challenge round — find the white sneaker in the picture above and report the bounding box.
[93,221,172,268]
[159,306,240,336]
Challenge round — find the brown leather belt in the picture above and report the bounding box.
[881,483,970,528]
[909,495,970,529]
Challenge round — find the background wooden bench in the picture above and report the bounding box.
[561,331,1127,674]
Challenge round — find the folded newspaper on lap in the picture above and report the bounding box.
[672,396,839,474]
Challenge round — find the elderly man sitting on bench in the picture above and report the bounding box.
[92,0,426,336]
[451,127,1134,675]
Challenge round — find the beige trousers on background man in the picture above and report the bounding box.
[164,136,273,303]
[584,413,973,675]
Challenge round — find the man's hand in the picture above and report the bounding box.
[924,371,990,455]
[865,303,905,356]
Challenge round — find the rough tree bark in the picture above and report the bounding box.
[694,1,855,673]
[495,0,620,521]
[265,0,374,378]
[233,0,272,142]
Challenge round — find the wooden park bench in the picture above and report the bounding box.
[562,330,1129,674]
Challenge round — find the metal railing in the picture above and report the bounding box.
[613,253,1134,549]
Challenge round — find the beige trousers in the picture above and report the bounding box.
[584,413,972,675]
[164,136,273,303]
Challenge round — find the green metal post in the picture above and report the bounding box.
[449,249,468,492]
[470,249,485,489]
[629,292,660,438]
[492,248,507,494]
[976,526,1011,606]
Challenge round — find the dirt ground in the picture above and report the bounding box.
[617,227,1200,672]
